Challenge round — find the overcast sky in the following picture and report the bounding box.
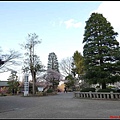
[0,1,120,81]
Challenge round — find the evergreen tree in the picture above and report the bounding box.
[72,50,84,79]
[7,70,20,94]
[65,74,75,90]
[47,52,59,72]
[46,52,60,90]
[83,12,120,89]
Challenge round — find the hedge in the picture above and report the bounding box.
[97,89,116,92]
[80,88,96,92]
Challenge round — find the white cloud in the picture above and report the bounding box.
[64,19,82,29]
[64,19,74,28]
[51,19,82,29]
[90,1,120,42]
[73,22,82,28]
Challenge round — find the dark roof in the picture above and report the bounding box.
[0,81,9,87]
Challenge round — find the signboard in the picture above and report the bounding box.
[24,73,29,96]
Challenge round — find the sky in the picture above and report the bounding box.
[0,1,120,81]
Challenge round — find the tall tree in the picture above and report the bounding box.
[46,52,60,90]
[21,33,45,95]
[83,12,120,89]
[71,50,84,88]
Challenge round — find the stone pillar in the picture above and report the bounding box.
[100,93,102,99]
[87,93,89,98]
[110,91,113,99]
[89,91,92,98]
[97,93,99,98]
[107,93,110,99]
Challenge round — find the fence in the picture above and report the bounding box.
[74,91,120,100]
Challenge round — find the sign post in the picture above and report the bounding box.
[24,72,29,96]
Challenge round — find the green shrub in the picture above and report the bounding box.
[80,88,96,92]
[0,93,7,96]
[117,89,120,93]
[36,92,43,96]
[97,89,116,92]
[47,89,53,93]
[107,86,116,89]
[43,92,47,96]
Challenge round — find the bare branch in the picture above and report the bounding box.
[0,49,22,73]
[59,57,73,77]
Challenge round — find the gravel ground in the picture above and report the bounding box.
[0,92,120,119]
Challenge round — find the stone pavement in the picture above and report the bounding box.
[0,92,120,119]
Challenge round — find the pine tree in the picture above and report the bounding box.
[83,12,120,89]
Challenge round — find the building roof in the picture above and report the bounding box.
[0,81,9,87]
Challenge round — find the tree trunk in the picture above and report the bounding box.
[32,71,36,95]
[102,82,106,89]
[52,79,54,90]
[32,73,35,95]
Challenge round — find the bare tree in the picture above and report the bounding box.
[59,57,73,77]
[21,33,45,95]
[0,48,22,73]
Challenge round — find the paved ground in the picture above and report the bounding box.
[0,92,120,119]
